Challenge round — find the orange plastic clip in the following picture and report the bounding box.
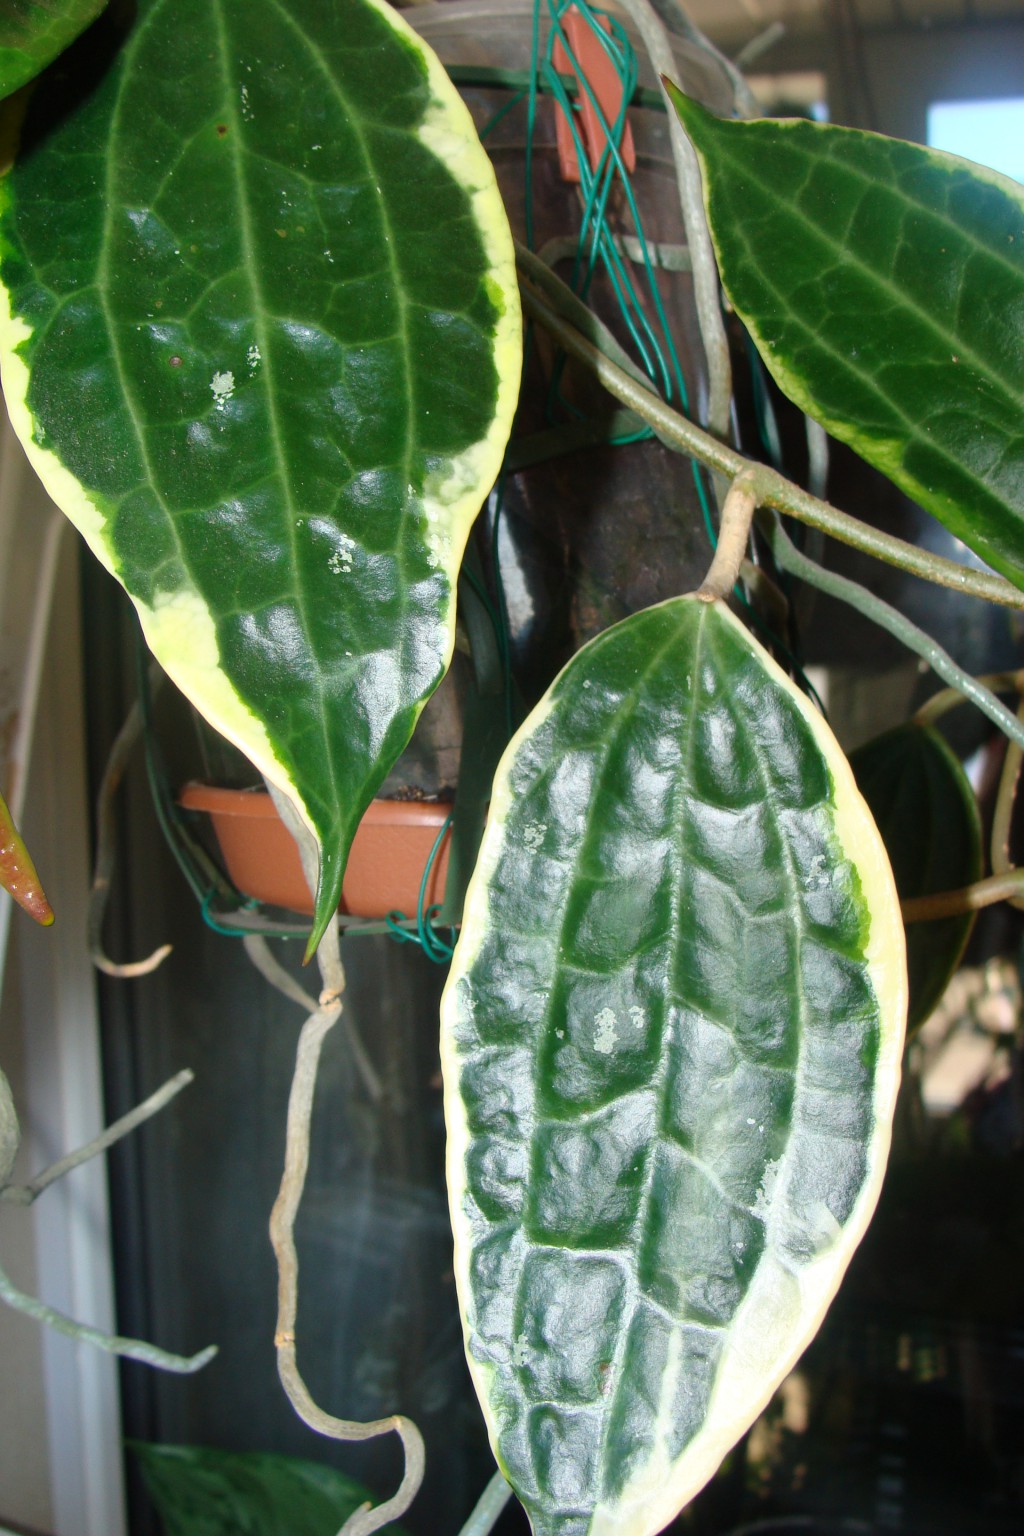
[552,6,637,185]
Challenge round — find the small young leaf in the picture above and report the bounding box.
[0,786,53,925]
[130,1442,409,1536]
[665,88,1024,591]
[442,597,907,1536]
[851,722,982,1032]
[0,0,109,101]
[0,0,521,953]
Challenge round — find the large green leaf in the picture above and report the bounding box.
[442,596,906,1535]
[0,0,520,952]
[665,89,1024,590]
[130,1442,409,1536]
[0,0,109,101]
[851,722,982,1033]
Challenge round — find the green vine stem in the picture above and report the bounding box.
[913,671,1024,729]
[88,672,172,978]
[1,1069,194,1207]
[516,271,1024,612]
[0,1262,217,1372]
[0,1067,214,1372]
[763,516,1024,755]
[268,913,425,1536]
[614,0,733,437]
[697,471,757,600]
[241,934,383,1102]
[903,870,1024,923]
[457,1470,513,1536]
[989,695,1024,911]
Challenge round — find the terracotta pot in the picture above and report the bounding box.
[179,784,452,921]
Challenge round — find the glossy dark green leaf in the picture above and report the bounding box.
[0,0,109,101]
[442,597,907,1535]
[130,1442,409,1536]
[666,88,1024,590]
[0,784,53,925]
[851,722,982,1032]
[0,0,520,953]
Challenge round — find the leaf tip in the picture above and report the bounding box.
[303,860,344,965]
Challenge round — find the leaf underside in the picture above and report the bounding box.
[851,722,982,1032]
[0,0,109,101]
[442,597,906,1536]
[0,0,520,951]
[666,89,1024,590]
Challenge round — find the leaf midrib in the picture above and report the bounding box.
[499,612,691,1522]
[212,0,338,804]
[730,211,1021,516]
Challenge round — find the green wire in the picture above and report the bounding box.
[479,85,528,140]
[536,0,717,549]
[384,813,457,965]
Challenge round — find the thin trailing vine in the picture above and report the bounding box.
[0,1063,214,1371]
[0,1261,217,1372]
[457,1469,514,1536]
[902,871,1024,923]
[87,665,172,978]
[902,678,1024,922]
[612,0,733,438]
[516,269,1024,612]
[268,916,425,1536]
[762,515,1024,755]
[263,786,425,1535]
[1,1068,194,1207]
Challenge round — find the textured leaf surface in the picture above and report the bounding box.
[131,1442,409,1536]
[666,89,1024,590]
[0,0,108,101]
[442,597,906,1536]
[0,785,53,925]
[851,723,981,1032]
[0,0,520,950]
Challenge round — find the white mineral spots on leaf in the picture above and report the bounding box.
[328,535,356,574]
[808,853,831,890]
[594,1007,618,1055]
[555,1028,565,1039]
[522,822,546,851]
[240,84,253,120]
[752,1159,781,1222]
[210,370,235,410]
[630,1005,644,1030]
[247,343,261,371]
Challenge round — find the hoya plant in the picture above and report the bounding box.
[0,2,1022,1534]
